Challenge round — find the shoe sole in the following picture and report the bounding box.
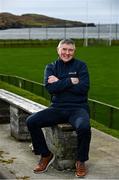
[75,171,87,178]
[75,174,86,178]
[34,154,55,174]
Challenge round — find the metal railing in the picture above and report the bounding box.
[0,74,119,130]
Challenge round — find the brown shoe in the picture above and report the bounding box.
[34,153,55,173]
[75,161,87,178]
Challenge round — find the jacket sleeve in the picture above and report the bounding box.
[44,64,73,94]
[68,63,90,95]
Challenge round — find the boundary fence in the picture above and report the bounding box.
[0,24,119,40]
[0,74,119,130]
[0,24,119,46]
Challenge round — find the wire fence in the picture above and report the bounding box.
[0,24,119,46]
[0,74,119,130]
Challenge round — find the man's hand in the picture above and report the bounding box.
[71,77,79,84]
[48,75,59,83]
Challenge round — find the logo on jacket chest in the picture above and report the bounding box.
[58,71,77,78]
[68,72,77,75]
[68,71,77,77]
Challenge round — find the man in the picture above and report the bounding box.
[27,39,91,178]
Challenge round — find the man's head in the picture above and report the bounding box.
[57,39,76,63]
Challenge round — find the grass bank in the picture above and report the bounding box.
[0,81,119,139]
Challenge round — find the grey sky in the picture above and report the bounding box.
[0,0,119,24]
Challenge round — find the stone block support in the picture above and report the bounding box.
[10,105,31,140]
[45,124,77,170]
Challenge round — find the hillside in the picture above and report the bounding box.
[0,12,95,29]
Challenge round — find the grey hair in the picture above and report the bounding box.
[57,39,76,49]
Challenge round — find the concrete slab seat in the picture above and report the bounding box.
[0,89,46,140]
[0,89,77,170]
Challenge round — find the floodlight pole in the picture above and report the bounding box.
[109,0,112,46]
[84,0,88,47]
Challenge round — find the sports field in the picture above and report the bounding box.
[0,46,119,107]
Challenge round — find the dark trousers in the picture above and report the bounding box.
[26,106,91,162]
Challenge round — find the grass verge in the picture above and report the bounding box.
[0,81,119,139]
[0,81,50,106]
[91,119,119,139]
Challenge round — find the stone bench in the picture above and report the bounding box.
[0,89,76,170]
[0,89,46,140]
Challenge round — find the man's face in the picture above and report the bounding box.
[57,43,75,63]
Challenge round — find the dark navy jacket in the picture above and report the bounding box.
[44,58,90,110]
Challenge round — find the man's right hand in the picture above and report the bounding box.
[48,75,59,84]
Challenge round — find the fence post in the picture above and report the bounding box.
[83,25,88,47]
[64,24,67,39]
[92,101,96,120]
[115,24,118,40]
[28,28,31,40]
[46,26,48,40]
[108,107,113,128]
[97,23,100,40]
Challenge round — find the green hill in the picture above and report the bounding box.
[0,12,95,29]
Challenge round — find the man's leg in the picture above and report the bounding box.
[27,107,64,155]
[26,107,65,173]
[69,108,91,177]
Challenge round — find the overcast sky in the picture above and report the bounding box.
[0,0,119,24]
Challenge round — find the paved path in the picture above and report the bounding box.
[0,124,119,179]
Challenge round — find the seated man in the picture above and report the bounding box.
[27,39,91,178]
